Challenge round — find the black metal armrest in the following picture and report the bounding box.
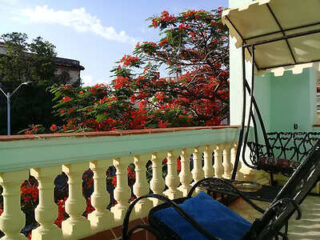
[189,177,265,214]
[122,193,218,240]
[267,198,302,220]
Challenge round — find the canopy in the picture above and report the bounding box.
[222,0,320,75]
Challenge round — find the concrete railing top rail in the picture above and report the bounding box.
[0,126,240,173]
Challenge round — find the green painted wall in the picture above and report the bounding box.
[268,69,317,132]
[254,69,317,133]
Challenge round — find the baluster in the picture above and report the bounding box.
[203,145,214,178]
[62,163,91,240]
[178,148,193,197]
[231,142,243,180]
[133,154,153,218]
[192,147,204,184]
[111,157,131,224]
[88,160,113,232]
[164,150,182,199]
[30,167,63,240]
[223,144,233,179]
[214,145,224,178]
[0,170,28,240]
[150,152,166,205]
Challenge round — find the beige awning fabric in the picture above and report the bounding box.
[222,0,320,75]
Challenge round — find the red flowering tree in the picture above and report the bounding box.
[108,8,229,129]
[24,8,228,132]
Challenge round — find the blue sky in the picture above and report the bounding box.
[0,0,228,86]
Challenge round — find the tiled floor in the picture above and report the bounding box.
[230,196,320,239]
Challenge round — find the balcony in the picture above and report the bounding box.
[0,126,249,240]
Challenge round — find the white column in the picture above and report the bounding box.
[150,152,166,205]
[88,160,114,232]
[178,148,193,197]
[133,154,153,218]
[111,157,131,224]
[164,150,182,199]
[0,170,28,240]
[203,145,214,178]
[192,147,204,184]
[30,166,63,240]
[223,144,233,179]
[214,145,224,178]
[62,163,91,240]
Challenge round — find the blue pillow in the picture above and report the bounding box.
[152,191,252,240]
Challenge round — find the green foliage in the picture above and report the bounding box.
[0,32,68,134]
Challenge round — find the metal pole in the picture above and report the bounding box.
[7,92,10,135]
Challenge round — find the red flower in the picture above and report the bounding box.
[159,39,168,47]
[177,158,181,172]
[68,108,74,115]
[120,55,139,67]
[114,76,130,89]
[62,96,70,102]
[152,18,158,28]
[158,120,168,128]
[50,124,57,132]
[178,24,189,30]
[130,95,136,104]
[161,10,169,16]
[156,92,165,102]
[25,130,31,135]
[79,91,84,95]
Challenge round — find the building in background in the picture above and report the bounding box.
[0,42,84,85]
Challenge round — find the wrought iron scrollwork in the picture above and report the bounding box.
[247,132,320,176]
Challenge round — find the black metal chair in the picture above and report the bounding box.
[122,140,320,240]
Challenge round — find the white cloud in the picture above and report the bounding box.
[18,5,137,44]
[0,0,19,5]
[81,74,106,87]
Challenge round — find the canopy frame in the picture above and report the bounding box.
[229,5,320,180]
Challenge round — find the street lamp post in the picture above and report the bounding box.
[0,81,31,135]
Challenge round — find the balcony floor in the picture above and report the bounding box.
[229,195,320,239]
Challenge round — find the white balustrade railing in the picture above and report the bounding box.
[0,126,240,240]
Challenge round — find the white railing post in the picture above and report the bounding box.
[223,144,233,179]
[231,142,243,180]
[133,154,153,218]
[214,145,224,178]
[0,170,28,240]
[62,163,91,240]
[178,148,193,197]
[30,166,63,240]
[192,147,204,184]
[164,150,182,199]
[111,157,131,224]
[203,145,214,178]
[150,152,166,205]
[88,160,114,232]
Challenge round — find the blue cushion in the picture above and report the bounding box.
[152,191,252,240]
